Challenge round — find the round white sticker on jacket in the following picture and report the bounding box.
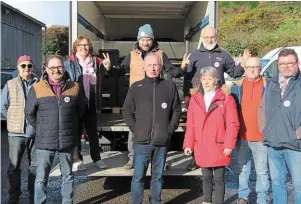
[161,103,167,109]
[214,62,220,67]
[64,97,70,103]
[284,100,290,107]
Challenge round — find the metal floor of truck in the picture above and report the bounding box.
[50,151,201,177]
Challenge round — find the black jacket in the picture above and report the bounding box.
[117,42,185,79]
[64,55,109,111]
[183,43,245,96]
[122,77,182,146]
[25,72,85,151]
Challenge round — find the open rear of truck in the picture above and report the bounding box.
[51,1,217,177]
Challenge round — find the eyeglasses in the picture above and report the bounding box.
[246,66,261,69]
[20,64,33,69]
[278,62,297,68]
[77,44,89,48]
[203,36,216,40]
[47,66,64,71]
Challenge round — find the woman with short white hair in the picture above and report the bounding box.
[183,66,240,204]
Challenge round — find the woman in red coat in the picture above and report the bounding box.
[183,66,240,204]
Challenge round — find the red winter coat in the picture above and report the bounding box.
[183,88,240,168]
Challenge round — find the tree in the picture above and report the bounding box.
[42,26,69,66]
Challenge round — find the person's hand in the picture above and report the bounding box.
[224,148,233,156]
[181,53,191,69]
[189,87,198,95]
[184,96,190,109]
[102,53,111,70]
[184,148,193,156]
[241,49,251,68]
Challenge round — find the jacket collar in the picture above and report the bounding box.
[144,76,161,84]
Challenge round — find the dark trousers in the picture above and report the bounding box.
[8,136,36,203]
[73,104,101,163]
[131,143,167,204]
[202,166,225,204]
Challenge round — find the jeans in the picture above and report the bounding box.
[8,136,36,203]
[131,143,167,204]
[127,131,134,161]
[35,147,75,204]
[237,139,270,204]
[74,104,101,163]
[202,167,225,204]
[268,147,301,204]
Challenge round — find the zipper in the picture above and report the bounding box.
[150,79,156,142]
[45,80,68,150]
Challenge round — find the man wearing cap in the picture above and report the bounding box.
[1,55,39,203]
[118,24,190,170]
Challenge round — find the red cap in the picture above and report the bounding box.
[17,55,32,65]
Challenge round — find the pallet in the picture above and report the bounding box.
[101,107,122,114]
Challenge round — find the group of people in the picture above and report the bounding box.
[1,23,300,204]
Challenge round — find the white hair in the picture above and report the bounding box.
[143,53,163,66]
[200,66,220,81]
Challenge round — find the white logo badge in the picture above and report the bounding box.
[140,31,146,37]
[64,97,70,103]
[284,100,290,107]
[161,103,167,109]
[214,62,220,67]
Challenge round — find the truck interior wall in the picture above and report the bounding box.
[100,41,186,58]
[105,18,185,42]
[185,1,208,52]
[78,1,105,51]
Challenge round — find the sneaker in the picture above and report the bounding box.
[237,198,248,204]
[202,202,212,204]
[124,160,134,170]
[72,161,87,171]
[186,158,200,171]
[94,160,107,169]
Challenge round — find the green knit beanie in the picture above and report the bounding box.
[137,24,154,41]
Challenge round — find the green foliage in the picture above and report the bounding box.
[42,26,69,65]
[218,1,301,57]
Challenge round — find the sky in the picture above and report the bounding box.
[3,0,70,26]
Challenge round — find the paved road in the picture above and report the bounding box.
[1,128,294,204]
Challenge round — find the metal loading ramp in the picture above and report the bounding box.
[50,151,202,177]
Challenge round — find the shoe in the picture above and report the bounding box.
[186,158,200,171]
[72,161,87,171]
[124,160,134,170]
[237,198,248,204]
[202,202,212,204]
[94,160,107,169]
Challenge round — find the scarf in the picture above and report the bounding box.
[48,78,64,99]
[76,54,96,100]
[204,88,216,112]
[279,74,290,98]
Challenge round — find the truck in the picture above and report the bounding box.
[50,1,218,177]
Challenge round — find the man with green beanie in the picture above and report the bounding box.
[118,24,190,170]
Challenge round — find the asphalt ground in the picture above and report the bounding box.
[1,128,294,204]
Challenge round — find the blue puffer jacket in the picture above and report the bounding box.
[263,70,301,151]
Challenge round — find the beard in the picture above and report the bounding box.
[203,41,217,51]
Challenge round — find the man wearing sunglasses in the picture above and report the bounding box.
[1,55,39,203]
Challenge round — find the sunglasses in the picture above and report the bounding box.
[20,64,33,69]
